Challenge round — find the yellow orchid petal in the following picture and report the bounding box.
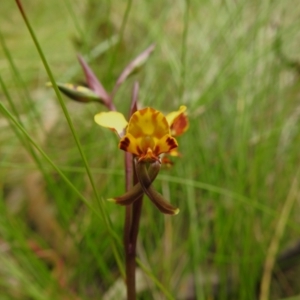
[119,132,178,161]
[128,107,170,138]
[119,132,141,157]
[165,105,189,136]
[158,134,178,153]
[169,149,180,157]
[94,111,128,137]
[165,105,186,126]
[119,107,178,161]
[170,113,189,136]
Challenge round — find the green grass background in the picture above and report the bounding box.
[1,0,300,299]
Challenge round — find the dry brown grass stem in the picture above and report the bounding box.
[259,171,300,300]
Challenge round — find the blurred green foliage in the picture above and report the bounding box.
[1,0,300,299]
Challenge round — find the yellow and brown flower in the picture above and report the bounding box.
[94,105,188,215]
[119,107,178,162]
[94,106,186,162]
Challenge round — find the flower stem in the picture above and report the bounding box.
[124,152,143,299]
[124,204,136,300]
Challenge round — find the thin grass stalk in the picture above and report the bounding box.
[109,0,132,72]
[63,0,85,42]
[118,0,133,45]
[186,181,205,299]
[179,0,190,101]
[14,0,103,213]
[0,74,59,200]
[259,171,300,300]
[136,258,174,300]
[0,29,44,131]
[0,99,125,277]
[162,180,172,290]
[14,0,124,276]
[158,174,284,219]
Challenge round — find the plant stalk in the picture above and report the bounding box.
[124,152,144,300]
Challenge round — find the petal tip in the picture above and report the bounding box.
[94,111,128,137]
[174,208,180,215]
[107,198,116,203]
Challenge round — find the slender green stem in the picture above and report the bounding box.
[14,0,125,274]
[0,75,67,242]
[0,103,93,221]
[179,0,190,101]
[186,181,205,299]
[63,0,85,40]
[118,0,132,45]
[109,0,132,72]
[0,74,59,204]
[0,101,124,274]
[259,171,300,300]
[136,258,174,300]
[0,29,44,131]
[14,0,102,212]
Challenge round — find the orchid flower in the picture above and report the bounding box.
[44,38,188,297]
[94,106,188,215]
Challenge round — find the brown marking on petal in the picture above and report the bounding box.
[119,137,130,151]
[166,137,177,150]
[151,110,159,121]
[136,145,143,155]
[154,145,160,154]
[161,155,174,167]
[138,107,150,116]
[131,113,139,122]
[151,113,156,123]
[171,113,189,136]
